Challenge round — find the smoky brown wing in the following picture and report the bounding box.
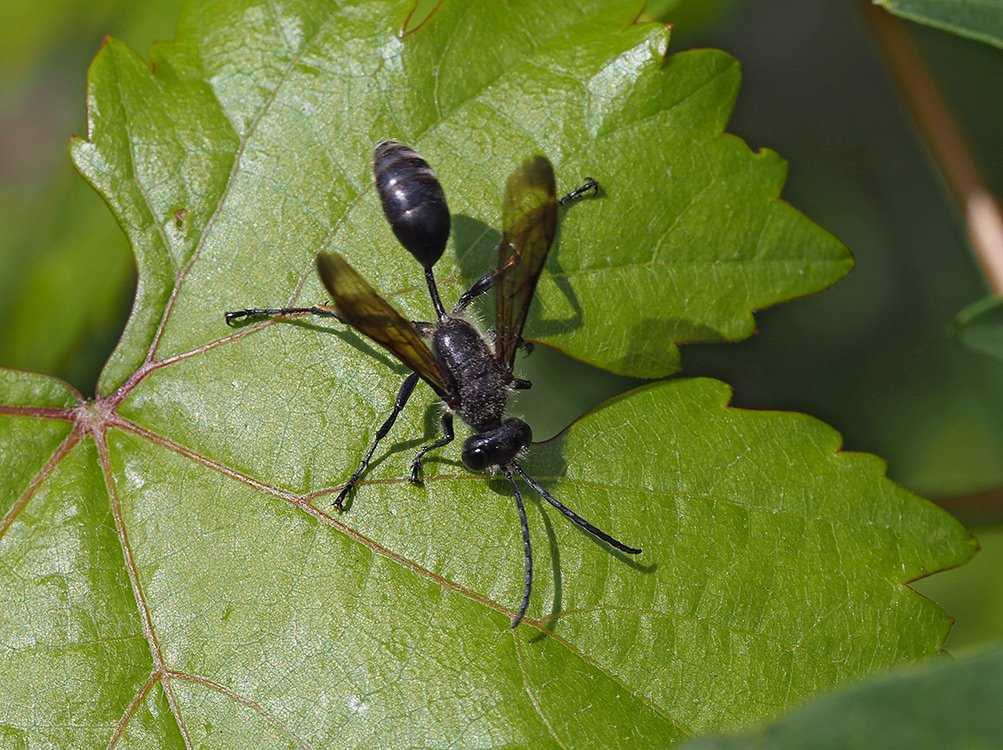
[494,156,558,369]
[315,251,452,398]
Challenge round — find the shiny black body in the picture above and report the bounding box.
[432,319,507,430]
[373,141,450,270]
[224,141,640,628]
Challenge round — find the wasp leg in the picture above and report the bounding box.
[453,271,497,314]
[410,412,455,484]
[558,177,599,206]
[224,305,342,326]
[335,371,420,512]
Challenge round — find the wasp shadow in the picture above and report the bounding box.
[229,314,416,383]
[451,213,501,290]
[450,207,587,340]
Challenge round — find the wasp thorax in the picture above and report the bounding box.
[461,419,532,471]
[373,140,450,269]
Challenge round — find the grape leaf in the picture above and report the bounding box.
[0,0,970,747]
[70,0,850,388]
[681,645,1003,749]
[1,371,973,745]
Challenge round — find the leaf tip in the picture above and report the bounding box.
[657,24,673,62]
[631,6,674,61]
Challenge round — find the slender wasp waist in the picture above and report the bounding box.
[432,318,509,431]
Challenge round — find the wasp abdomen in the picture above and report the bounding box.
[373,140,451,269]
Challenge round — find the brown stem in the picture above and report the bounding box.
[863,2,1003,294]
[933,485,1003,526]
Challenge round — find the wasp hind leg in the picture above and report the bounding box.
[558,177,599,206]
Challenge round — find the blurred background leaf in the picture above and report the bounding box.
[0,0,184,394]
[876,0,1003,49]
[681,645,1003,750]
[955,295,1003,362]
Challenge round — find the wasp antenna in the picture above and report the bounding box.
[502,465,533,628]
[512,463,641,555]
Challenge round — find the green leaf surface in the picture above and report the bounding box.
[877,0,1003,48]
[955,295,1003,362]
[680,645,1003,749]
[70,0,850,390]
[1,373,974,746]
[1,0,968,746]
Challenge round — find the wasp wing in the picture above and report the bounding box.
[315,251,452,399]
[494,156,558,369]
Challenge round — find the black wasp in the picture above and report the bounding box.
[226,141,641,627]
